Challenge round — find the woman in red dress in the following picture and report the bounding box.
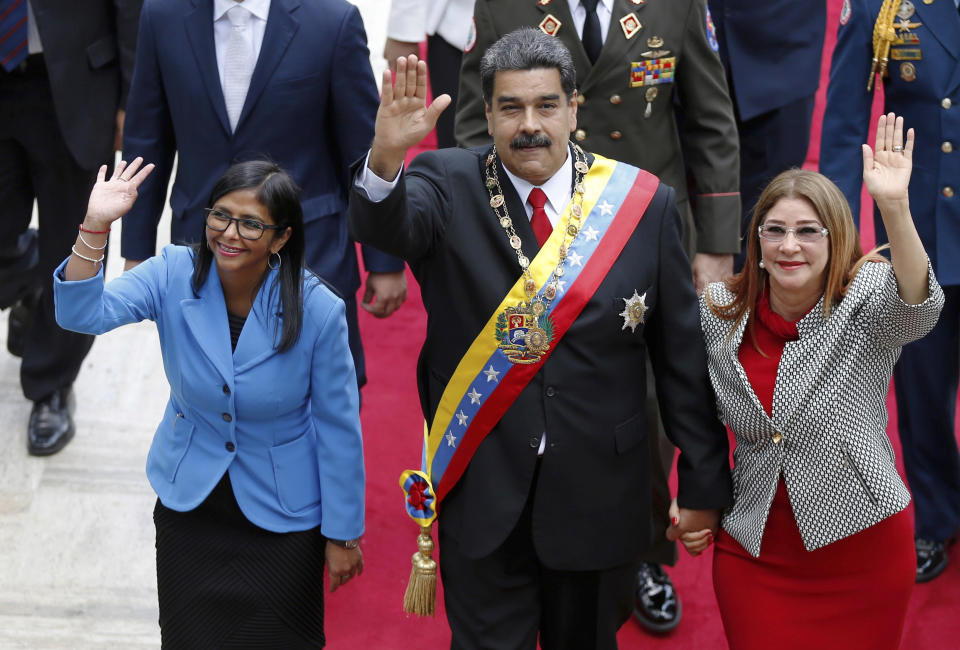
[682,114,944,648]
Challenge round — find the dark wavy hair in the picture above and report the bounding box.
[192,160,306,352]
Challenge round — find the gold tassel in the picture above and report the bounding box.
[868,0,899,90]
[402,525,437,616]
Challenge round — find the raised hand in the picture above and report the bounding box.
[85,157,155,229]
[368,55,451,180]
[862,112,913,206]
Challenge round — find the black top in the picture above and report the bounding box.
[227,311,246,352]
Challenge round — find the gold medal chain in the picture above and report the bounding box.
[484,144,590,305]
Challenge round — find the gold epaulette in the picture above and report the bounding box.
[868,0,900,90]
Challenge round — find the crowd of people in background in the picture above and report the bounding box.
[2,0,959,648]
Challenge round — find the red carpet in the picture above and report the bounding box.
[325,3,960,647]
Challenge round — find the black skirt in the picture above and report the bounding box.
[153,472,326,649]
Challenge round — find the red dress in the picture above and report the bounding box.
[712,292,915,650]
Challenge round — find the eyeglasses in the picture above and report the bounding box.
[204,208,284,241]
[758,224,829,243]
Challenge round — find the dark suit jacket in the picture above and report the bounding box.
[31,0,142,170]
[708,0,826,122]
[349,147,732,570]
[455,0,741,257]
[120,0,402,294]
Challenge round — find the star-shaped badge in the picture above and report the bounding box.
[446,431,457,447]
[598,200,614,216]
[467,387,482,404]
[568,250,584,268]
[583,225,599,241]
[620,290,648,333]
[455,409,469,426]
[483,365,500,382]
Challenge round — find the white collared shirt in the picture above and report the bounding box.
[501,150,572,228]
[213,0,271,91]
[566,0,614,44]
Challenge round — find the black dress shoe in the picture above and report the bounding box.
[916,538,948,583]
[633,562,682,633]
[28,387,76,456]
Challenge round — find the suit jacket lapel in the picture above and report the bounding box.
[726,311,777,426]
[233,271,282,373]
[587,0,640,87]
[239,0,301,131]
[914,1,960,63]
[184,0,231,136]
[180,264,233,383]
[535,0,593,77]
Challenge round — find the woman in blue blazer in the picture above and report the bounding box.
[54,158,364,647]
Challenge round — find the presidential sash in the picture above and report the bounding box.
[400,155,660,526]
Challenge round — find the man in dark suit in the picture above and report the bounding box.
[708,0,826,269]
[350,29,731,648]
[455,1,741,628]
[120,0,407,388]
[0,0,142,455]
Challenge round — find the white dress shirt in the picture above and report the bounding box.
[566,0,614,44]
[213,0,270,92]
[387,0,476,51]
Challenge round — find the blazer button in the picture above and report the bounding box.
[772,433,783,444]
[609,94,622,105]
[222,384,231,395]
[529,435,540,448]
[574,129,587,141]
[222,412,232,422]
[610,130,622,140]
[545,386,556,397]
[942,98,953,110]
[942,141,953,153]
[225,441,235,452]
[943,186,955,198]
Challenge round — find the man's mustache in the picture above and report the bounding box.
[510,133,552,149]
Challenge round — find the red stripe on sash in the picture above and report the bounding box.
[435,170,660,503]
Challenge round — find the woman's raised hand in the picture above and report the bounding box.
[862,113,913,206]
[84,157,155,229]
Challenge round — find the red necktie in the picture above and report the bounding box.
[527,188,552,247]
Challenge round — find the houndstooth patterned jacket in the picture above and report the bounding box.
[700,261,944,557]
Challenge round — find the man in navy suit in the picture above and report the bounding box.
[820,0,960,582]
[708,0,826,269]
[120,0,407,388]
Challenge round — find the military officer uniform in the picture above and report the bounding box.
[820,0,960,582]
[455,0,740,631]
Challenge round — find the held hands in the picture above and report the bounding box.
[326,541,364,593]
[369,55,451,180]
[665,498,719,557]
[84,157,155,230]
[862,113,913,209]
[361,270,408,318]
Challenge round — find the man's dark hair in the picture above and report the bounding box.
[192,160,307,352]
[480,27,576,105]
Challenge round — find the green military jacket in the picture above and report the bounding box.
[455,0,741,256]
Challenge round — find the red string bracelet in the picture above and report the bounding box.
[79,224,110,234]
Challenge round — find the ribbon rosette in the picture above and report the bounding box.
[399,469,437,527]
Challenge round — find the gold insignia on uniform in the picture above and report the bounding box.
[896,19,921,33]
[647,35,664,48]
[896,32,920,44]
[641,49,671,58]
[897,0,915,18]
[538,0,553,5]
[643,87,658,118]
[900,61,917,81]
[890,48,922,60]
[619,13,642,39]
[539,14,562,37]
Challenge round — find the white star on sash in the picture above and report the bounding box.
[455,410,469,426]
[555,279,567,294]
[583,225,599,241]
[598,200,614,216]
[467,387,482,404]
[483,365,501,382]
[446,431,457,446]
[568,250,583,268]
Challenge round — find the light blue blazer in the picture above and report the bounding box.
[53,245,364,538]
